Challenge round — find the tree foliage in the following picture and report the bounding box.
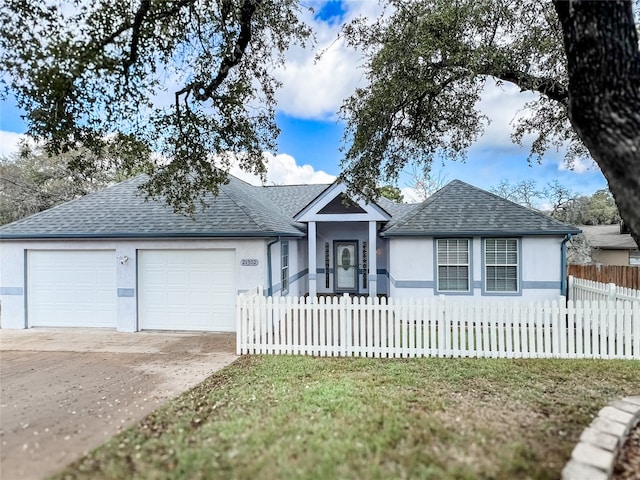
[489,178,620,225]
[0,145,134,225]
[339,0,640,244]
[582,190,621,225]
[339,0,580,199]
[0,0,311,213]
[378,184,404,203]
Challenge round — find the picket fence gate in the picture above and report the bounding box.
[236,293,640,360]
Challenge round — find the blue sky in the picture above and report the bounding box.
[0,0,608,203]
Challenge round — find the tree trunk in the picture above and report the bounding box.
[554,0,640,248]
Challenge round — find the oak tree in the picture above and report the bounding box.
[0,0,310,213]
[340,0,640,243]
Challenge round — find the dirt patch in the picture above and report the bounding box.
[0,329,237,480]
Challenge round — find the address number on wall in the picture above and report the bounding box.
[241,259,259,266]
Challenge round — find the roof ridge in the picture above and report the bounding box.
[458,179,579,229]
[387,181,457,230]
[381,178,580,237]
[224,176,306,234]
[221,179,276,232]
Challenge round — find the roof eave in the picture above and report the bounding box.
[381,229,581,237]
[0,231,306,240]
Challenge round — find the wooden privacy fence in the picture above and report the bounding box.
[569,275,640,304]
[237,294,640,360]
[568,264,640,290]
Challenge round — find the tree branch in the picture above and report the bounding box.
[89,0,197,74]
[194,0,261,101]
[428,57,569,104]
[123,0,151,74]
[492,67,568,104]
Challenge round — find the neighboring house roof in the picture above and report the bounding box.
[0,176,579,240]
[381,180,580,236]
[578,224,638,250]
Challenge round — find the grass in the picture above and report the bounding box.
[54,356,639,480]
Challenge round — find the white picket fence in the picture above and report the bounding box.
[236,293,640,360]
[569,275,640,304]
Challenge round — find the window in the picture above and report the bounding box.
[437,239,470,292]
[281,241,289,295]
[484,238,519,292]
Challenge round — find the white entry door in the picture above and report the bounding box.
[28,250,117,328]
[334,241,358,292]
[138,250,236,331]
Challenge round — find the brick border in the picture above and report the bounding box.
[562,396,640,480]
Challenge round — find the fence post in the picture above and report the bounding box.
[236,293,243,355]
[438,295,446,357]
[567,275,574,300]
[340,293,349,357]
[608,283,617,302]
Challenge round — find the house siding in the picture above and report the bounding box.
[389,235,564,300]
[269,239,308,297]
[591,249,630,266]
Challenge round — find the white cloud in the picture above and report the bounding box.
[274,1,385,120]
[472,80,540,152]
[229,152,335,185]
[399,187,423,204]
[0,131,26,157]
[558,157,598,174]
[275,38,364,120]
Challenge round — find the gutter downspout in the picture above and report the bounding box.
[266,237,280,297]
[561,233,572,296]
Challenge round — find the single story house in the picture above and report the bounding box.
[574,224,640,266]
[0,175,580,332]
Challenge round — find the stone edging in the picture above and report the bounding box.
[562,396,640,480]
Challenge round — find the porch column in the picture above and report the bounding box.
[368,220,377,297]
[308,221,317,297]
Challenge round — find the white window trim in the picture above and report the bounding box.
[436,238,471,293]
[484,238,519,293]
[281,241,289,295]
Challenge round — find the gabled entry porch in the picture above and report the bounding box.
[293,183,391,297]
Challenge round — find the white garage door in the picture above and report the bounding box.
[28,250,117,328]
[138,250,236,331]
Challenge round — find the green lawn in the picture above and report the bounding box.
[54,356,639,480]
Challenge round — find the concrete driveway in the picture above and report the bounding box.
[0,328,237,480]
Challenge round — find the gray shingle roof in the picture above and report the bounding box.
[0,175,308,239]
[376,197,416,218]
[261,184,329,218]
[381,180,580,236]
[578,225,638,250]
[0,176,579,240]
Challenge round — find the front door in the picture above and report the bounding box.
[334,241,358,292]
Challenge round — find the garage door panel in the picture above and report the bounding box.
[28,250,117,328]
[138,250,236,332]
